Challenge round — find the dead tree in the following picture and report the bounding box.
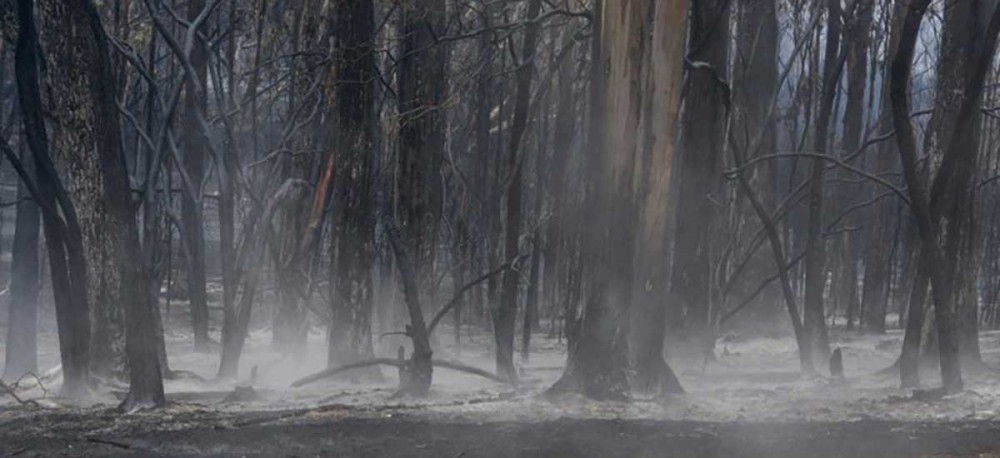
[669,0,729,350]
[803,0,847,368]
[552,0,685,400]
[838,0,874,331]
[3,131,40,382]
[178,0,212,352]
[631,0,688,396]
[393,0,448,396]
[37,0,130,378]
[495,0,542,384]
[11,0,91,398]
[889,0,1000,393]
[328,0,378,370]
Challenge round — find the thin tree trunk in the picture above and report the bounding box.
[3,131,40,382]
[803,0,844,367]
[394,0,448,396]
[180,0,211,352]
[496,0,542,383]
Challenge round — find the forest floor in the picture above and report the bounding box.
[6,312,1000,456]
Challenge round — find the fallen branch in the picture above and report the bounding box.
[290,358,509,388]
[86,437,131,449]
[8,371,50,398]
[0,379,39,407]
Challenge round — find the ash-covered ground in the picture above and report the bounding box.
[5,312,1000,456]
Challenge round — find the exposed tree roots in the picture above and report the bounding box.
[290,358,510,388]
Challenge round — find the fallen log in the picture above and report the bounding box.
[290,358,510,388]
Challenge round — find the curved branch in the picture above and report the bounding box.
[725,152,910,206]
[290,358,509,388]
[426,254,527,336]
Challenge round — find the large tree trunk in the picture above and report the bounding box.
[328,0,377,371]
[37,0,127,378]
[394,0,447,396]
[889,0,1000,393]
[552,0,685,400]
[631,0,688,395]
[32,0,166,408]
[13,0,91,399]
[923,0,997,364]
[78,0,165,409]
[668,0,729,351]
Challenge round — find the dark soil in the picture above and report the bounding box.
[2,407,1000,457]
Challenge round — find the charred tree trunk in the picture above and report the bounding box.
[76,0,165,409]
[180,0,211,352]
[889,0,1000,393]
[803,0,844,368]
[552,0,685,400]
[13,0,91,398]
[923,0,996,365]
[37,0,127,378]
[328,0,377,370]
[394,0,447,396]
[542,27,576,339]
[669,0,729,349]
[495,0,542,384]
[839,0,874,332]
[901,249,929,387]
[860,76,899,334]
[3,133,40,382]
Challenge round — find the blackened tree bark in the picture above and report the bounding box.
[13,0,91,398]
[669,0,729,346]
[495,0,542,384]
[730,0,783,332]
[395,0,447,396]
[37,0,126,378]
[328,0,377,371]
[180,0,211,352]
[523,147,544,362]
[922,0,995,364]
[861,0,903,334]
[732,0,778,201]
[77,0,165,409]
[901,248,929,387]
[217,0,239,380]
[839,0,874,331]
[542,27,576,341]
[803,0,845,368]
[889,0,1000,393]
